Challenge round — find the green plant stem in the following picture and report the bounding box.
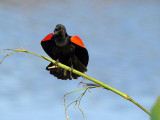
[2,48,151,116]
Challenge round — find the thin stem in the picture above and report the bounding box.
[1,48,151,116]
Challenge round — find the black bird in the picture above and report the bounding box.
[41,24,89,80]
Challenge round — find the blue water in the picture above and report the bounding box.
[0,0,160,120]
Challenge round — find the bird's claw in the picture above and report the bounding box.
[48,59,59,69]
[54,59,59,66]
[69,65,73,79]
[48,65,59,69]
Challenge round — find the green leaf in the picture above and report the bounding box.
[151,96,160,120]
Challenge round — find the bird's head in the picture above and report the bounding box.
[54,24,67,38]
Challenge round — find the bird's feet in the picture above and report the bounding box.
[69,65,73,79]
[48,59,59,69]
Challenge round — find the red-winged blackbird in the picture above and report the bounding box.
[41,24,89,80]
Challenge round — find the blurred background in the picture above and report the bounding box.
[0,0,160,120]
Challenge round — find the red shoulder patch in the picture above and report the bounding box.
[71,36,85,48]
[41,33,53,42]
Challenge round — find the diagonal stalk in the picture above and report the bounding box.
[0,48,151,116]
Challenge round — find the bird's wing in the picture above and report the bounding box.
[71,36,85,48]
[70,36,89,67]
[41,33,56,59]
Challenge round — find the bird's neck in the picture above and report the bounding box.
[54,35,69,47]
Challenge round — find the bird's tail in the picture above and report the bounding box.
[46,56,87,80]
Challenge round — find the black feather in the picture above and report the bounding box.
[41,24,89,80]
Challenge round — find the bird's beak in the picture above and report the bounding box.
[54,27,60,35]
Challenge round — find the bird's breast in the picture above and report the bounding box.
[52,44,75,59]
